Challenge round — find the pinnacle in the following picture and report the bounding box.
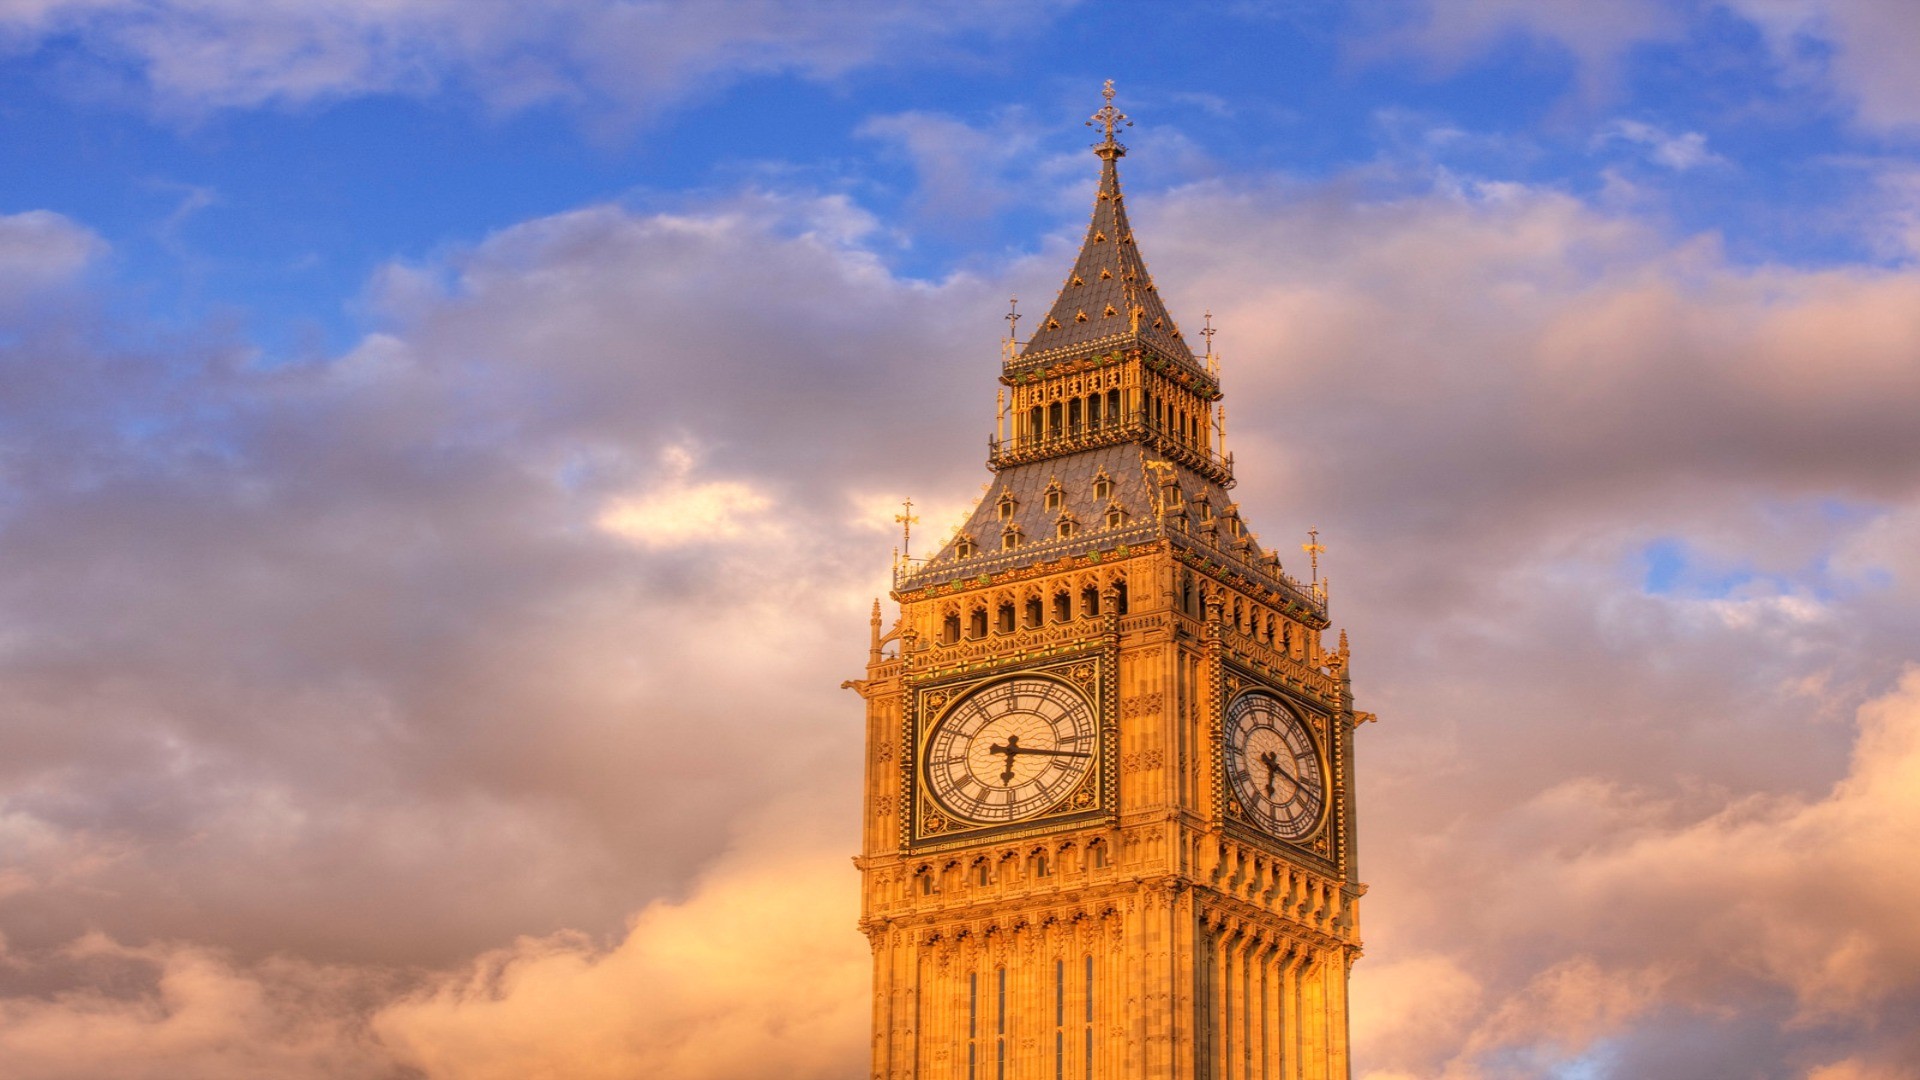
[1015,126,1196,368]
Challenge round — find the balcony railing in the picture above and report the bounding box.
[987,413,1234,486]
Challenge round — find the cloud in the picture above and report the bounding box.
[0,0,1068,120]
[1368,1,1920,133]
[5,136,1920,1077]
[1595,119,1726,171]
[595,444,778,549]
[0,210,104,297]
[0,934,398,1080]
[374,798,866,1080]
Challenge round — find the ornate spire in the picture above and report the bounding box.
[1089,78,1130,159]
[1015,81,1196,367]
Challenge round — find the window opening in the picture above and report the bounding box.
[1025,596,1044,629]
[997,967,1008,1080]
[1055,958,1066,1080]
[1080,586,1100,619]
[968,972,979,1080]
[1084,955,1095,1080]
[941,613,961,645]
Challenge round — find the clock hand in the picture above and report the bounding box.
[1258,750,1298,798]
[985,735,1092,784]
[989,734,1022,784]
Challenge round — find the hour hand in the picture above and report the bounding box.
[1011,746,1091,758]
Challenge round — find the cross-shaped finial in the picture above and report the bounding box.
[1201,309,1216,358]
[1005,297,1020,341]
[1302,527,1325,583]
[1088,79,1131,147]
[895,497,920,559]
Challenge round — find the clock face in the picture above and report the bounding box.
[925,676,1098,824]
[1224,691,1326,840]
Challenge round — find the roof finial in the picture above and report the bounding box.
[1303,527,1325,584]
[1088,79,1131,158]
[896,497,920,560]
[1201,309,1217,373]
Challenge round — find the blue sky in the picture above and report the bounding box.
[5,4,1920,1079]
[9,1,1913,354]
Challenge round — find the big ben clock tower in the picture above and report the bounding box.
[851,84,1369,1080]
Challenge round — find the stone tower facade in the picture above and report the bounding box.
[851,86,1369,1080]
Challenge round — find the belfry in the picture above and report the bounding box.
[851,84,1368,1080]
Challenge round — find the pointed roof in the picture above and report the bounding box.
[1015,85,1197,369]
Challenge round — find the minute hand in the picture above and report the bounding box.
[1005,746,1090,758]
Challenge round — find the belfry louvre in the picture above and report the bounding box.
[849,84,1370,1080]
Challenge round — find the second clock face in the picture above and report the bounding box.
[925,676,1098,824]
[1224,691,1326,840]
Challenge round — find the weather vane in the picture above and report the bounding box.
[1005,296,1020,342]
[896,497,920,560]
[1088,79,1131,149]
[1201,309,1216,360]
[1303,527,1325,583]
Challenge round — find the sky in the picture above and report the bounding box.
[2,1,1920,1077]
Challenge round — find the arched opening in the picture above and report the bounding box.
[1047,401,1063,438]
[1080,585,1100,619]
[968,606,988,639]
[1053,590,1073,623]
[1113,579,1129,615]
[941,612,961,645]
[1107,388,1121,424]
[996,601,1016,633]
[1027,405,1042,444]
[1089,841,1108,869]
[1067,398,1082,434]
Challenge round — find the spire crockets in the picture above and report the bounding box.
[1016,81,1197,368]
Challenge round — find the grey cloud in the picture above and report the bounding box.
[5,160,1920,1077]
[0,0,1070,119]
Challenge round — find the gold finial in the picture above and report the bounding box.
[896,497,920,559]
[1088,79,1131,155]
[1303,527,1325,584]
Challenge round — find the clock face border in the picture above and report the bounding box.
[1222,689,1327,841]
[1216,665,1342,866]
[922,674,1098,825]
[904,650,1112,851]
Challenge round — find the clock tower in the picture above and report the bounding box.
[851,85,1369,1080]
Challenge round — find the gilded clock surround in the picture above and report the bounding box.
[909,653,1116,849]
[851,85,1372,1080]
